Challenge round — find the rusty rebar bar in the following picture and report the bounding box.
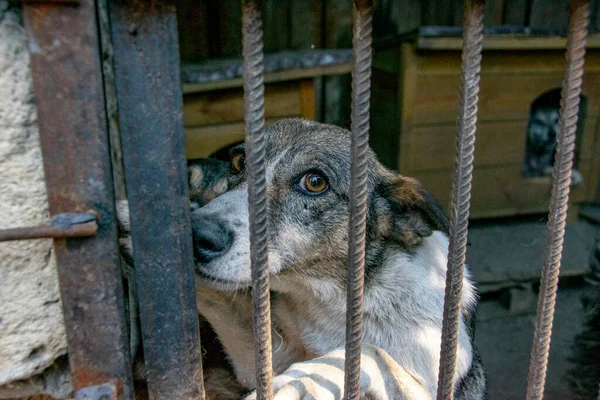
[242,1,273,398]
[344,1,373,399]
[0,213,97,242]
[526,1,590,399]
[436,1,484,399]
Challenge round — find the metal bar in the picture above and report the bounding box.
[344,1,373,399]
[0,218,97,242]
[526,1,590,399]
[107,1,204,399]
[96,0,127,201]
[436,1,484,399]
[242,1,273,399]
[22,2,134,398]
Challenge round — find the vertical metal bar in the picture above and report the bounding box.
[526,1,590,399]
[22,2,134,398]
[344,1,373,400]
[107,1,204,399]
[96,0,127,201]
[436,1,484,399]
[242,1,273,399]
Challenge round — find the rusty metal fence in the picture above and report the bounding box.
[0,0,594,399]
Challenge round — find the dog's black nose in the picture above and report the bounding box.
[191,215,233,263]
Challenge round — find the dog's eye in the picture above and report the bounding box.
[231,153,245,172]
[298,172,328,194]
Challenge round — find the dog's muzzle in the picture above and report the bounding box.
[191,214,233,263]
[189,189,252,284]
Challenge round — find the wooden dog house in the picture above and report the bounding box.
[371,32,600,220]
[182,50,352,159]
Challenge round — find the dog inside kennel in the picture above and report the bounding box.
[0,0,599,399]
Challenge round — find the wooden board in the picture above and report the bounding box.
[530,0,570,31]
[406,121,528,172]
[300,80,316,120]
[183,81,303,126]
[412,48,600,74]
[405,118,598,173]
[412,72,600,125]
[502,0,528,25]
[185,122,246,159]
[416,34,600,51]
[263,0,291,53]
[370,69,401,169]
[215,0,242,57]
[412,162,591,219]
[184,80,316,159]
[324,0,353,48]
[182,63,352,93]
[290,0,323,49]
[185,117,293,159]
[176,0,210,63]
[484,1,506,26]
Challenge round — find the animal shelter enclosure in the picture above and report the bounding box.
[0,1,597,400]
[371,32,600,220]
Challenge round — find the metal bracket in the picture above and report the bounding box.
[0,211,97,242]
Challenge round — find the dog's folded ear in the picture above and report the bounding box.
[377,175,449,248]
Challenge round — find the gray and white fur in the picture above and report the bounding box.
[190,119,487,399]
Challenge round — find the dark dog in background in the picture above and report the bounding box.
[188,158,229,209]
[523,89,583,186]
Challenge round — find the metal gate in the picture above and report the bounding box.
[0,0,594,399]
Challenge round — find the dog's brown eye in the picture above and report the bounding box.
[231,153,245,172]
[299,172,328,194]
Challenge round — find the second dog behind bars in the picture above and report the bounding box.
[120,118,486,399]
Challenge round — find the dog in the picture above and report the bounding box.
[523,89,583,187]
[188,118,487,399]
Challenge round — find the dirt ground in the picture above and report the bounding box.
[475,284,590,400]
[470,210,599,400]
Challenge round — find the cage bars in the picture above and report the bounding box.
[436,1,485,399]
[18,0,595,398]
[242,1,274,399]
[526,1,591,399]
[21,1,134,398]
[108,2,205,399]
[344,1,373,399]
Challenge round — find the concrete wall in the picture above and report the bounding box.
[0,3,71,397]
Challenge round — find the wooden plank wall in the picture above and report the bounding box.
[175,0,600,127]
[176,0,600,64]
[370,44,600,216]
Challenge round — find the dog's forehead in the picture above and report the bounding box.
[264,119,351,157]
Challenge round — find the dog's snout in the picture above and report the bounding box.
[192,214,233,263]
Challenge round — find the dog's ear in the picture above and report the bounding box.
[377,175,449,248]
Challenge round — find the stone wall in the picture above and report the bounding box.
[0,3,70,398]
